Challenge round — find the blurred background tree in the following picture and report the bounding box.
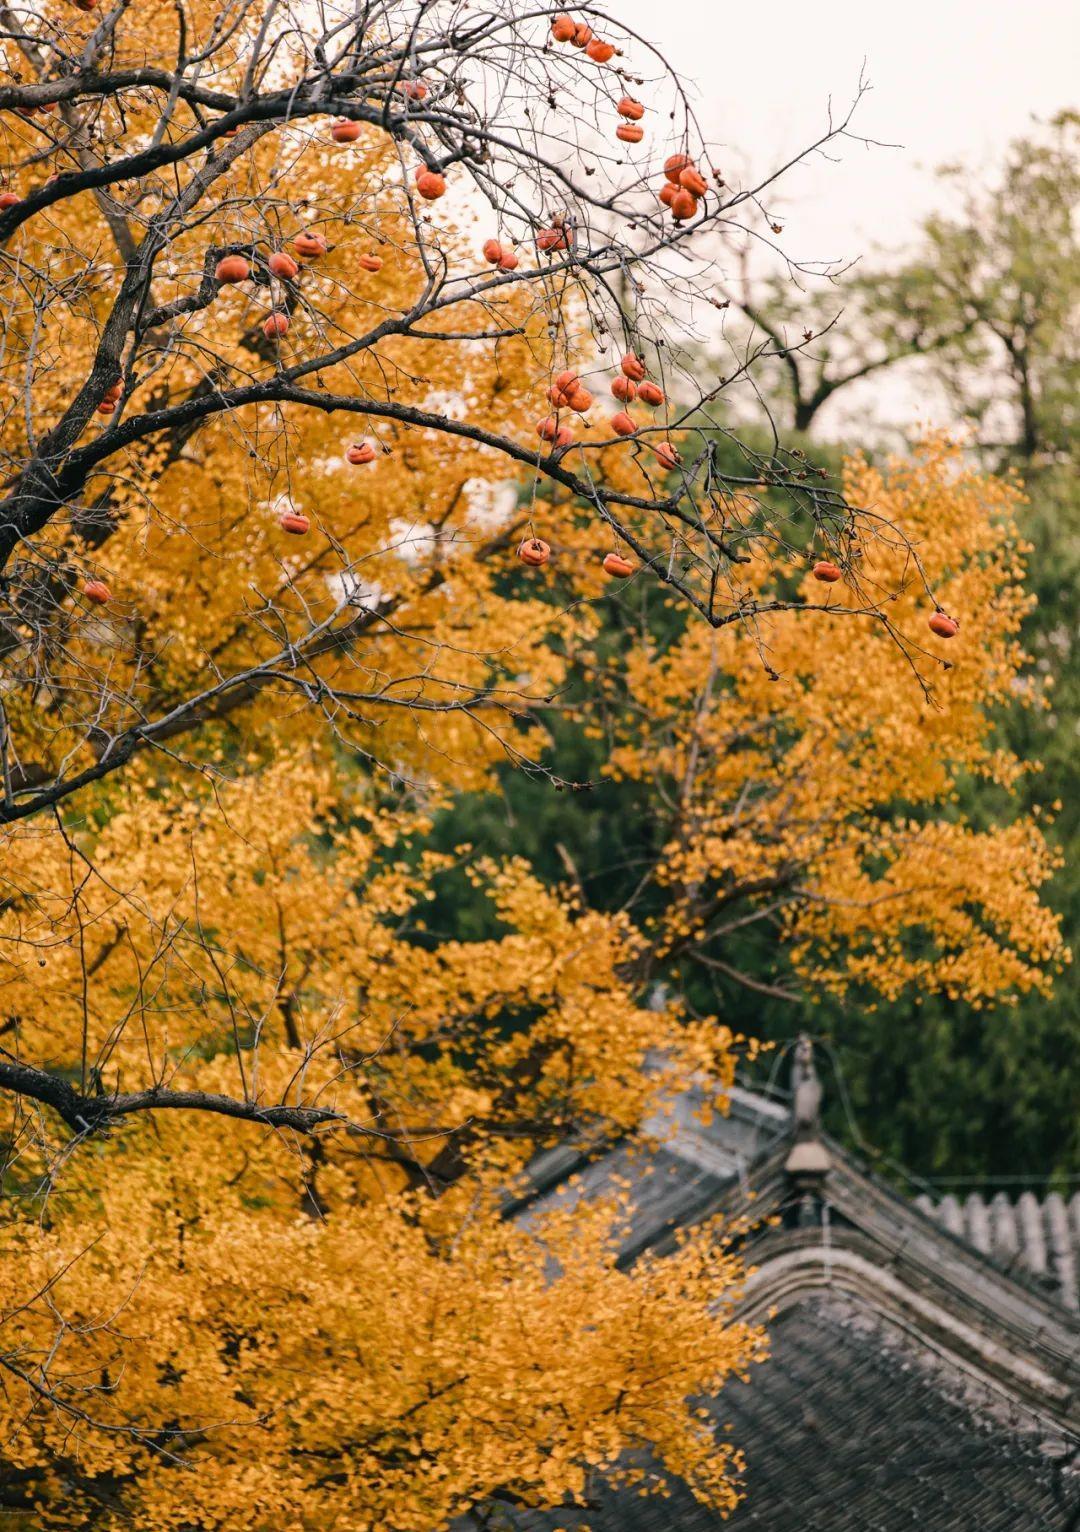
[727,111,1080,1183]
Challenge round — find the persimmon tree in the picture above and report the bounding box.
[0,0,851,1524]
[0,0,909,830]
[0,3,1064,1529]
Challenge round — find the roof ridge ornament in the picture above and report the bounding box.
[784,1033,831,1183]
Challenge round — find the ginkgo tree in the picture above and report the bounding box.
[1,750,765,1529]
[0,1,1063,1529]
[592,438,1065,1005]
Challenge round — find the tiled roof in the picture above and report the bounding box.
[913,1191,1080,1311]
[517,1078,1080,1320]
[513,1080,791,1265]
[497,1054,1080,1532]
[508,1297,1077,1532]
[519,1141,729,1264]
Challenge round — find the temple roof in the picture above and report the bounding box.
[516,1059,1080,1322]
[498,1038,1080,1530]
[511,1296,1076,1532]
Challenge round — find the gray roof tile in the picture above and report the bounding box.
[503,1297,1077,1532]
[498,1065,1080,1532]
[914,1190,1080,1310]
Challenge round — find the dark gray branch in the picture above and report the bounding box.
[0,1055,356,1138]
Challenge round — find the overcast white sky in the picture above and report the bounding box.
[613,0,1079,266]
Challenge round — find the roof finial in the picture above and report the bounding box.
[784,1033,830,1181]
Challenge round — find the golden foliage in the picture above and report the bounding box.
[0,750,758,1528]
[3,1112,762,1531]
[0,4,1066,1526]
[604,438,1066,1002]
